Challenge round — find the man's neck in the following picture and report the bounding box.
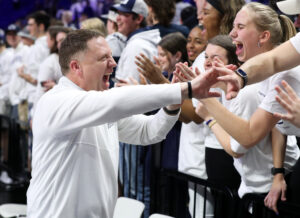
[36,32,46,39]
[0,46,5,54]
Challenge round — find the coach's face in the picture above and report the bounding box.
[80,37,116,91]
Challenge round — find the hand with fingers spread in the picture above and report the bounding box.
[190,68,221,99]
[139,73,148,85]
[274,80,300,128]
[174,62,200,82]
[135,53,169,84]
[264,174,287,215]
[211,62,243,100]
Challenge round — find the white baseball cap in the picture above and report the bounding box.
[277,0,300,15]
[112,0,148,18]
[101,10,118,23]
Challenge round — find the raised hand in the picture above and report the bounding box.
[212,62,243,100]
[274,80,300,128]
[135,53,169,84]
[191,68,221,99]
[174,62,199,82]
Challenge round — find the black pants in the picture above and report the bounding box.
[205,147,241,189]
[205,147,241,218]
[287,157,300,205]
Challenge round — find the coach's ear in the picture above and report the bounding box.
[69,59,83,78]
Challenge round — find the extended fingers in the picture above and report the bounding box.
[139,73,148,85]
[226,91,238,100]
[206,91,221,98]
[264,192,279,214]
[176,63,195,80]
[275,93,293,114]
[174,70,188,82]
[195,67,202,76]
[281,80,298,101]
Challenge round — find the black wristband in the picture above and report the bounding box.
[187,81,192,99]
[235,69,248,88]
[163,107,180,115]
[271,167,285,175]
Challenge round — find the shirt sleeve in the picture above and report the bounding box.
[290,32,300,54]
[117,108,179,145]
[34,83,182,138]
[230,137,248,154]
[259,69,300,115]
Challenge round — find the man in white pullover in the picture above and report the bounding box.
[26,29,219,218]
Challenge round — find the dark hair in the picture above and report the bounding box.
[144,0,175,26]
[28,11,51,31]
[181,6,198,30]
[208,35,240,66]
[217,0,245,35]
[59,29,101,75]
[158,32,188,63]
[48,26,72,54]
[132,13,147,28]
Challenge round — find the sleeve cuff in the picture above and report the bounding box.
[230,137,248,154]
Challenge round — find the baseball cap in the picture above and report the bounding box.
[17,28,36,41]
[101,10,118,23]
[277,0,300,15]
[5,24,20,34]
[112,0,148,18]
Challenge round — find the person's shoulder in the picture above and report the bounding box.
[0,48,14,60]
[168,24,189,37]
[127,29,160,47]
[106,32,127,43]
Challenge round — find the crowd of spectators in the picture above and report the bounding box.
[1,0,300,218]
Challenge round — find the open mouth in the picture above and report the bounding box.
[233,41,243,55]
[188,50,195,57]
[103,74,110,83]
[199,24,204,31]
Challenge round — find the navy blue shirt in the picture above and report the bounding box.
[141,23,190,38]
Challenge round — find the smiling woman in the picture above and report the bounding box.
[186,25,206,63]
[199,0,245,40]
[198,2,300,215]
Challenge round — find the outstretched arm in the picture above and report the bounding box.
[195,101,243,158]
[240,40,300,85]
[216,40,300,100]
[201,98,279,148]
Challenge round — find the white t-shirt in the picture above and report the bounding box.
[259,65,300,136]
[290,32,300,54]
[27,77,182,218]
[24,36,50,104]
[33,54,62,105]
[0,48,14,100]
[178,56,207,179]
[228,83,299,197]
[8,43,31,105]
[193,51,223,149]
[178,113,207,179]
